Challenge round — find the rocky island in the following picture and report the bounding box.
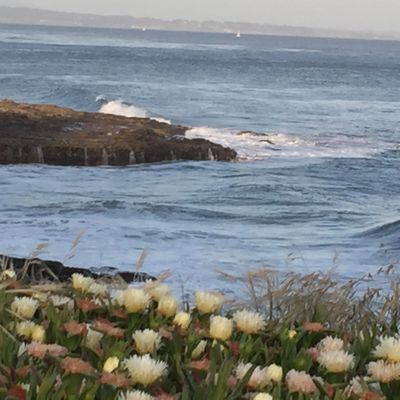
[0,100,237,165]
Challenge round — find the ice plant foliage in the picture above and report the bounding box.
[1,274,400,399]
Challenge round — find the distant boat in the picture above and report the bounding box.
[142,27,147,32]
[236,31,241,38]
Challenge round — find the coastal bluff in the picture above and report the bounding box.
[0,100,237,165]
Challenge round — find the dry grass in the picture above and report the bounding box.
[218,263,400,333]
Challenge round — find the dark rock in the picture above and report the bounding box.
[0,254,156,283]
[0,100,237,165]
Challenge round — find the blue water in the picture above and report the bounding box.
[0,24,399,290]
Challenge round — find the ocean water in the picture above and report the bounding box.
[0,24,399,291]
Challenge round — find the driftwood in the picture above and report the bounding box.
[0,254,155,284]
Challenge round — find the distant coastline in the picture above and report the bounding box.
[1,6,399,41]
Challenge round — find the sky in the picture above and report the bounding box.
[3,0,400,33]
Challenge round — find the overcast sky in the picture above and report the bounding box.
[4,0,400,32]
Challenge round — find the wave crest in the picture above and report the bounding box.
[98,98,171,124]
[360,219,400,239]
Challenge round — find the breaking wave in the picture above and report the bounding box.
[185,127,396,161]
[97,97,171,124]
[95,98,397,161]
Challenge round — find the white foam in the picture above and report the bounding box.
[99,100,171,124]
[185,127,394,160]
[272,48,323,53]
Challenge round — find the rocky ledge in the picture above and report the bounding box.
[0,254,156,284]
[0,100,237,165]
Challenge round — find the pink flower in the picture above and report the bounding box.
[190,358,210,371]
[62,357,95,375]
[27,343,68,360]
[286,370,318,394]
[93,319,124,339]
[77,299,99,312]
[303,322,325,333]
[64,322,88,336]
[306,347,320,361]
[99,372,130,388]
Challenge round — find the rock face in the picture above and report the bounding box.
[0,254,156,283]
[0,100,237,165]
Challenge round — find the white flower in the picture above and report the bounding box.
[195,291,224,314]
[285,370,317,394]
[15,321,45,342]
[253,394,273,400]
[123,354,167,386]
[157,296,177,317]
[209,316,233,341]
[121,288,150,313]
[31,325,46,343]
[367,360,400,383]
[233,310,266,334]
[317,336,344,352]
[113,290,125,307]
[317,350,354,373]
[0,269,16,280]
[235,362,269,390]
[266,364,283,383]
[49,295,74,310]
[344,376,365,397]
[118,390,154,400]
[288,330,297,339]
[71,273,94,292]
[88,283,109,297]
[374,336,400,362]
[11,297,39,319]
[191,340,207,359]
[173,312,191,329]
[143,281,170,302]
[103,356,120,373]
[16,321,36,338]
[85,325,103,351]
[132,329,161,354]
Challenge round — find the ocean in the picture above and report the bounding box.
[0,24,399,291]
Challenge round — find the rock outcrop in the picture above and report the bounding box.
[0,100,237,165]
[0,254,156,284]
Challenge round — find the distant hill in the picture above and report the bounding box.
[0,6,398,41]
